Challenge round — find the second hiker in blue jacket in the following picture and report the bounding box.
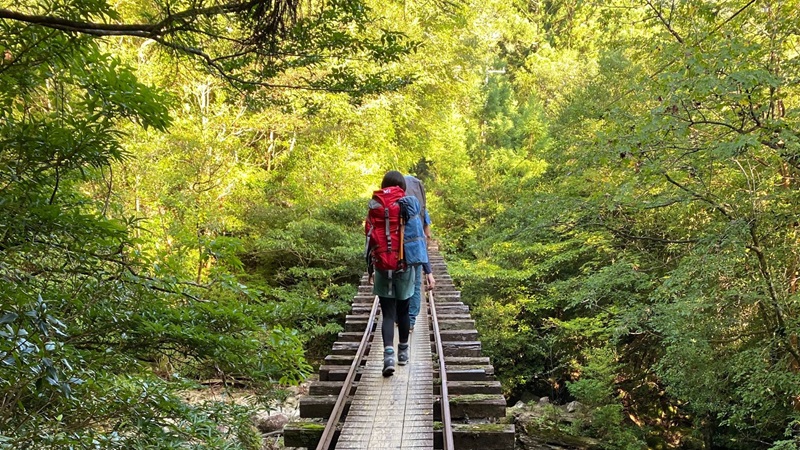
[404,175,433,330]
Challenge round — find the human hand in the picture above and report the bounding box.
[426,273,435,291]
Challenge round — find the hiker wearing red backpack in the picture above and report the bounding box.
[365,170,435,377]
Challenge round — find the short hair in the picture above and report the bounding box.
[381,170,406,191]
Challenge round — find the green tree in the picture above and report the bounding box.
[0,0,417,447]
[440,0,800,447]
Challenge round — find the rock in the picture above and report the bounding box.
[513,401,526,409]
[566,401,584,413]
[252,412,289,433]
[538,397,550,405]
[516,410,602,449]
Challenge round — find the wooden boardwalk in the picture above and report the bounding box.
[335,297,434,449]
[284,244,516,450]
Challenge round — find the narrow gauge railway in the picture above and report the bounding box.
[285,244,515,449]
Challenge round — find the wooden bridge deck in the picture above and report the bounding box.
[284,244,516,450]
[335,297,433,449]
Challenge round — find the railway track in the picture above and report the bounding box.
[284,244,515,449]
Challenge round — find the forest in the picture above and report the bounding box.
[1,0,799,448]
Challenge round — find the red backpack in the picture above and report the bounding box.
[365,186,406,290]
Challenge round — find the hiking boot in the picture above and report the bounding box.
[383,348,395,377]
[397,344,409,366]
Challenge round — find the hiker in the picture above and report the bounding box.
[365,170,435,377]
[404,174,432,331]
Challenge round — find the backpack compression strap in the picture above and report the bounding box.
[384,206,392,254]
[384,206,394,296]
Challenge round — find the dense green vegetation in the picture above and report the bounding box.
[1,0,799,448]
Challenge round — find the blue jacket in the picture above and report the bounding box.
[398,196,431,273]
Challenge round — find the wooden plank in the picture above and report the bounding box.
[324,354,366,365]
[431,341,482,357]
[434,394,507,420]
[283,420,339,448]
[437,380,502,395]
[445,356,491,365]
[308,381,357,396]
[344,320,376,332]
[318,365,364,382]
[337,331,368,342]
[436,306,470,314]
[299,395,351,418]
[436,329,479,341]
[434,365,495,381]
[433,423,516,450]
[438,319,476,330]
[331,341,371,355]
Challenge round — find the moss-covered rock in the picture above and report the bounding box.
[511,402,602,450]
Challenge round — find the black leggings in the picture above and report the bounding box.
[379,296,410,348]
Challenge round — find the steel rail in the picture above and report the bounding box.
[316,294,380,450]
[429,288,455,450]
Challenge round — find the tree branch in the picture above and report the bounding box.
[663,171,733,220]
[747,222,800,366]
[147,34,363,93]
[0,0,265,38]
[0,8,154,36]
[645,0,684,44]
